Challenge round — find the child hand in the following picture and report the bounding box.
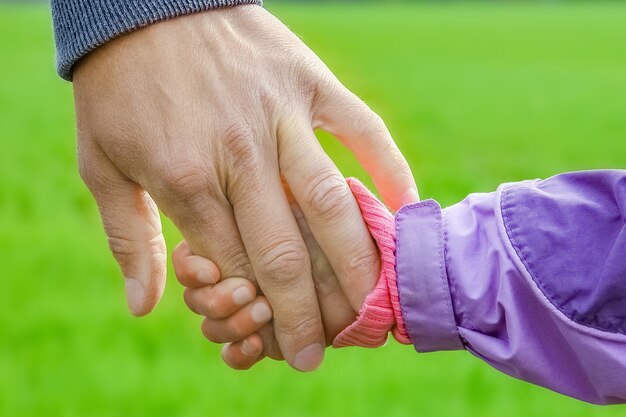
[172,239,275,369]
[173,230,358,369]
[172,180,362,370]
[173,178,409,370]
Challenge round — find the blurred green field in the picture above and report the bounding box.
[1,3,626,417]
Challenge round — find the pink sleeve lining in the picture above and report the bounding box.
[332,178,410,348]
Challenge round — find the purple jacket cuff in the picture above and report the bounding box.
[395,200,464,353]
[392,171,626,404]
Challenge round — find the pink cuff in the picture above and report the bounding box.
[332,178,411,348]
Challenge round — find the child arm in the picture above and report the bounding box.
[394,170,626,404]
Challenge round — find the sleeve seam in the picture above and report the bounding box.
[433,204,463,349]
[394,205,415,347]
[499,182,626,338]
[442,208,477,335]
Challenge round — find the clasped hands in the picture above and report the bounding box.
[73,5,417,372]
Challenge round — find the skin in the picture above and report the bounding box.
[73,5,417,372]
[173,182,360,370]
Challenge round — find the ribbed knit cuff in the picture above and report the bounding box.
[51,0,263,81]
[332,178,411,349]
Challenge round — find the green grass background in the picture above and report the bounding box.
[1,3,626,416]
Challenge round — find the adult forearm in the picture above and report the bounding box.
[50,0,262,80]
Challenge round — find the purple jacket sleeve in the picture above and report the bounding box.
[394,170,626,404]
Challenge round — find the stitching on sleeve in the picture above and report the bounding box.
[433,204,464,349]
[394,206,416,347]
[442,208,473,332]
[501,183,626,336]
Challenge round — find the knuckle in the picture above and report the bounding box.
[311,265,339,299]
[171,242,187,273]
[258,325,284,360]
[256,239,309,286]
[276,313,321,339]
[343,245,380,279]
[358,109,390,142]
[185,288,219,318]
[195,291,222,319]
[77,160,95,188]
[358,108,383,132]
[173,263,189,286]
[223,351,249,371]
[107,235,138,259]
[208,296,230,319]
[287,53,324,103]
[106,233,162,258]
[174,267,192,287]
[182,288,200,315]
[201,319,228,344]
[76,138,97,187]
[205,298,222,319]
[221,122,259,172]
[159,160,208,201]
[305,171,352,221]
[77,155,107,192]
[219,249,254,281]
[106,233,166,276]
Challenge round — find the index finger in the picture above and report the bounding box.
[313,77,419,211]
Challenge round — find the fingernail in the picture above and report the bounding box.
[250,303,272,323]
[125,278,145,315]
[241,339,254,356]
[294,343,324,372]
[232,286,254,306]
[196,268,217,284]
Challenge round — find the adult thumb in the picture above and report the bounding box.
[312,78,420,211]
[79,140,167,316]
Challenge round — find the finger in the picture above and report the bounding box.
[200,297,273,343]
[144,162,259,288]
[312,78,419,211]
[141,158,284,354]
[172,240,283,358]
[284,180,358,342]
[183,278,257,319]
[221,334,265,371]
[229,157,325,372]
[78,137,166,316]
[257,323,284,361]
[279,122,380,311]
[172,240,220,287]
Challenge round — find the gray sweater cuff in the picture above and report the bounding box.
[51,0,263,81]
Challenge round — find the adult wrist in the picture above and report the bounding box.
[51,0,262,81]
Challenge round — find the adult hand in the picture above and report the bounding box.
[173,181,360,370]
[73,5,417,371]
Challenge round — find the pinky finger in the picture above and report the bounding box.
[221,333,265,371]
